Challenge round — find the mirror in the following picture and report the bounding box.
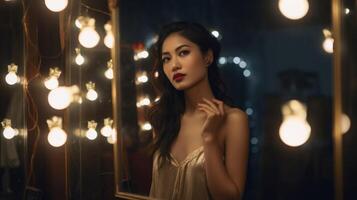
[112,0,339,199]
[0,1,26,199]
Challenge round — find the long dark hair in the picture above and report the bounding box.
[147,21,232,165]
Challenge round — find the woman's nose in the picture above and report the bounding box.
[171,58,181,72]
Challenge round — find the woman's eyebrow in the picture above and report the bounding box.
[162,44,191,56]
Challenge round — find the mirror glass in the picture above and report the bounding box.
[114,0,335,199]
[0,1,26,199]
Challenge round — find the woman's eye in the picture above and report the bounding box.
[162,57,169,63]
[179,50,190,56]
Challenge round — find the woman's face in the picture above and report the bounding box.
[161,33,212,91]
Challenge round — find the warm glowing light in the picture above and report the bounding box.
[5,63,19,85]
[323,37,334,53]
[137,73,148,83]
[47,116,67,147]
[101,118,114,137]
[44,0,68,12]
[75,48,85,65]
[48,85,79,110]
[137,97,151,107]
[2,119,16,140]
[86,121,98,140]
[279,116,311,147]
[345,8,350,15]
[104,22,114,48]
[78,18,100,48]
[342,113,351,134]
[75,16,84,29]
[104,60,113,79]
[134,50,149,61]
[141,122,152,131]
[278,0,309,20]
[107,131,116,144]
[154,97,160,102]
[86,82,98,101]
[282,99,307,119]
[44,67,61,90]
[154,71,159,78]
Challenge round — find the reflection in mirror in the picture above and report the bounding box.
[340,0,357,199]
[114,0,337,200]
[65,0,116,199]
[0,1,26,199]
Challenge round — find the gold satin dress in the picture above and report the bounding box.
[149,146,213,200]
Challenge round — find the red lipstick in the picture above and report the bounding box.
[173,73,186,81]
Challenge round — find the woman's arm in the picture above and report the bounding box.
[198,100,249,200]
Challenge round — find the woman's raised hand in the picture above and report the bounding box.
[197,98,226,142]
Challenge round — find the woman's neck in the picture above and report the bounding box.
[184,76,215,114]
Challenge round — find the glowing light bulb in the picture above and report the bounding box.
[48,85,79,110]
[154,71,159,78]
[243,69,251,77]
[86,120,98,140]
[44,67,61,90]
[44,0,68,12]
[104,22,114,48]
[2,119,16,140]
[278,0,309,20]
[141,122,152,131]
[345,8,350,15]
[137,73,148,84]
[78,18,100,48]
[239,61,247,68]
[75,48,85,65]
[342,113,351,134]
[75,16,84,29]
[104,59,113,79]
[101,118,113,137]
[107,132,116,144]
[5,63,19,85]
[86,82,98,101]
[47,116,67,147]
[233,57,241,64]
[322,29,334,53]
[137,97,151,107]
[279,116,311,147]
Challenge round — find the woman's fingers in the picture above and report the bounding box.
[202,98,221,114]
[212,99,224,115]
[198,103,217,115]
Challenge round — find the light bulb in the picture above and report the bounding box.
[141,122,152,131]
[342,113,351,134]
[107,132,116,144]
[44,77,59,90]
[48,127,67,147]
[323,37,334,53]
[86,128,98,140]
[104,59,113,79]
[3,127,16,139]
[278,0,309,20]
[279,116,311,147]
[75,16,84,29]
[101,118,113,137]
[44,0,68,12]
[47,116,67,147]
[86,82,98,101]
[101,126,113,137]
[86,89,98,101]
[137,74,148,83]
[5,72,19,85]
[48,86,79,110]
[75,48,85,65]
[44,67,61,90]
[79,19,100,48]
[105,68,113,79]
[104,23,114,48]
[211,30,220,38]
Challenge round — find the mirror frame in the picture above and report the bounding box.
[110,0,344,199]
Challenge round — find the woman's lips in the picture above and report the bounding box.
[173,74,186,82]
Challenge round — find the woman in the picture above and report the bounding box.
[148,21,249,200]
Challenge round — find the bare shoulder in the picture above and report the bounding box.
[224,105,248,122]
[222,105,249,137]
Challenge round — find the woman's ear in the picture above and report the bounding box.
[204,49,214,66]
